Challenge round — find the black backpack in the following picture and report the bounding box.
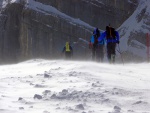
[106,26,116,39]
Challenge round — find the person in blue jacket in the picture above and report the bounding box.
[98,26,119,63]
[90,28,105,62]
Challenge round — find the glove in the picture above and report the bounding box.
[89,43,93,49]
[116,41,120,44]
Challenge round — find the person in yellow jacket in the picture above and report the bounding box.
[62,42,73,59]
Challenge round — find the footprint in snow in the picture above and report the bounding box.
[43,110,50,113]
[34,84,46,88]
[132,100,148,105]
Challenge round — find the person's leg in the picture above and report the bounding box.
[65,52,71,60]
[107,44,111,63]
[68,52,72,59]
[111,54,115,63]
[65,52,68,59]
[111,43,116,63]
[99,45,104,62]
[95,46,101,62]
[92,47,96,61]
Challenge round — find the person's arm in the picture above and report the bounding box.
[90,35,95,44]
[98,31,106,42]
[62,47,65,53]
[115,31,120,44]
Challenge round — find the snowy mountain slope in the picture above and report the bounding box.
[2,0,94,30]
[0,59,150,113]
[118,0,150,60]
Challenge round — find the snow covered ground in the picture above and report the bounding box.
[0,59,150,113]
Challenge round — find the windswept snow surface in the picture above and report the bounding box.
[0,59,150,113]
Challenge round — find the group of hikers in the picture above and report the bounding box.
[62,25,120,64]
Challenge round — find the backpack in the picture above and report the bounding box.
[93,28,100,45]
[106,26,116,39]
[65,42,70,52]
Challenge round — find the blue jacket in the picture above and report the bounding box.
[91,34,105,46]
[98,31,119,44]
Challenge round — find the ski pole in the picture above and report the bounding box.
[117,44,124,65]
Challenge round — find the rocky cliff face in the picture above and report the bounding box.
[36,0,137,29]
[0,0,138,63]
[0,3,22,63]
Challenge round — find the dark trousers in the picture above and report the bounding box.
[107,43,116,63]
[92,45,104,62]
[65,52,72,59]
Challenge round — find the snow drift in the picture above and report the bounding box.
[0,59,150,113]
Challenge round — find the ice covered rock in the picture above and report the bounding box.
[34,94,42,99]
[75,104,84,110]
